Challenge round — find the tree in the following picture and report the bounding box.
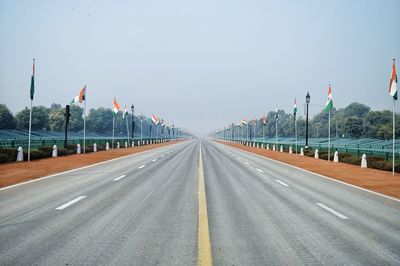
[344,102,370,118]
[48,109,65,131]
[0,104,16,129]
[86,107,113,134]
[15,106,49,130]
[69,105,84,132]
[344,117,363,138]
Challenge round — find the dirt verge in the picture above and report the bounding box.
[0,141,181,189]
[218,141,400,200]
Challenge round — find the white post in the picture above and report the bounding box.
[314,149,319,159]
[17,146,24,162]
[28,99,33,161]
[93,143,97,152]
[361,154,368,168]
[52,145,57,157]
[328,110,331,162]
[334,151,339,162]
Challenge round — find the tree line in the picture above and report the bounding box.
[230,102,400,140]
[1,102,399,139]
[0,103,173,137]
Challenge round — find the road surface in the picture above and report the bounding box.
[0,139,399,265]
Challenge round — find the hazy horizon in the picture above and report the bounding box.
[1,0,399,136]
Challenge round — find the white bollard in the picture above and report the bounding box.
[289,146,292,154]
[334,151,339,162]
[106,142,109,150]
[267,144,270,150]
[117,142,120,149]
[280,145,283,152]
[261,144,264,149]
[93,143,97,152]
[52,145,57,157]
[77,144,81,154]
[272,144,276,151]
[125,141,128,148]
[132,141,135,147]
[300,147,304,156]
[16,146,24,162]
[361,154,367,168]
[314,149,319,159]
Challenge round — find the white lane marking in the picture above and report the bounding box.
[56,196,86,210]
[138,165,146,169]
[316,203,349,219]
[275,179,289,187]
[256,168,264,173]
[245,162,250,165]
[0,142,187,192]
[152,159,158,162]
[217,142,400,203]
[236,157,241,160]
[113,175,127,181]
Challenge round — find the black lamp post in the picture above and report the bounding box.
[131,104,135,141]
[305,91,311,148]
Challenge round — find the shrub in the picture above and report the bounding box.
[0,148,18,163]
[26,150,50,160]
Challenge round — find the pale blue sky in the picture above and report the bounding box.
[0,0,399,135]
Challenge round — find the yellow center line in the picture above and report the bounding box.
[198,144,212,266]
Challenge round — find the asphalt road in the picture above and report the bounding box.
[0,139,399,265]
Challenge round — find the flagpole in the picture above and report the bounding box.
[83,90,86,154]
[328,110,331,162]
[112,116,115,149]
[140,112,143,144]
[253,122,256,141]
[28,58,35,162]
[275,118,278,149]
[295,116,298,154]
[28,98,33,161]
[126,115,130,145]
[393,99,395,175]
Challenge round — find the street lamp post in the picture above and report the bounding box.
[305,91,311,148]
[131,104,135,142]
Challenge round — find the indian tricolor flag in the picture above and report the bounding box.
[71,85,86,104]
[122,105,128,119]
[325,84,333,112]
[390,59,398,100]
[113,97,120,115]
[262,113,266,125]
[241,119,248,125]
[152,114,159,125]
[293,98,297,117]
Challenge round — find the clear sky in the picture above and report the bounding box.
[0,0,399,135]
